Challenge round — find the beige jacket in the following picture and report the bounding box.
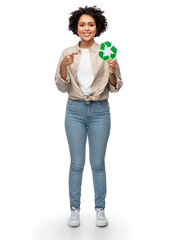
[55,40,123,102]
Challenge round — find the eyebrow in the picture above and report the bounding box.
[79,22,95,24]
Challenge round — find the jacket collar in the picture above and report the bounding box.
[76,40,99,53]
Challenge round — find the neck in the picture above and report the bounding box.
[79,39,94,49]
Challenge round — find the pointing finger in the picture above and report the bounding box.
[69,52,79,56]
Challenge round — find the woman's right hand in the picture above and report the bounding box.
[61,52,79,67]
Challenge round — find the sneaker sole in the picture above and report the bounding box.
[68,221,80,227]
[96,220,108,227]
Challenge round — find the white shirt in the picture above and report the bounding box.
[77,48,94,96]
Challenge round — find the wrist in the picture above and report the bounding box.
[61,60,67,68]
[109,73,117,86]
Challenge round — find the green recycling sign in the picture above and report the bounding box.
[98,41,117,61]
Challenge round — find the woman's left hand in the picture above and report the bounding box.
[106,59,119,75]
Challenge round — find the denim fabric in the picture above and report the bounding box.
[64,98,111,210]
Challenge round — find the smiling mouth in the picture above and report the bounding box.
[83,33,91,36]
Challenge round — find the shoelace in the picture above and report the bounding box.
[96,208,105,220]
[71,207,79,219]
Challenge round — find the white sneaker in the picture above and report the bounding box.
[96,208,108,227]
[67,207,80,227]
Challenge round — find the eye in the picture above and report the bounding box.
[79,24,94,27]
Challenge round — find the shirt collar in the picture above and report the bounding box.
[76,40,99,53]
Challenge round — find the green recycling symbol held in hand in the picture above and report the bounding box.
[98,41,117,61]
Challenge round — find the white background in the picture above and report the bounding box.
[0,0,169,239]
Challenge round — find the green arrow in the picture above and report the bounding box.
[110,53,116,59]
[98,51,104,58]
[110,46,117,53]
[100,43,105,50]
[105,41,111,47]
[103,55,110,61]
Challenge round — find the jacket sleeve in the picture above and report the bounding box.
[108,58,123,92]
[55,50,71,93]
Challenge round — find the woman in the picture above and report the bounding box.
[55,5,123,227]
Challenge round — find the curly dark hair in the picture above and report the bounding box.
[68,5,108,37]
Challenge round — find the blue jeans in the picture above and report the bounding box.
[64,98,111,210]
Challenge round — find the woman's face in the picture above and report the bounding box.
[77,14,97,42]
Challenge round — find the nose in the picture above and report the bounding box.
[84,25,89,30]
